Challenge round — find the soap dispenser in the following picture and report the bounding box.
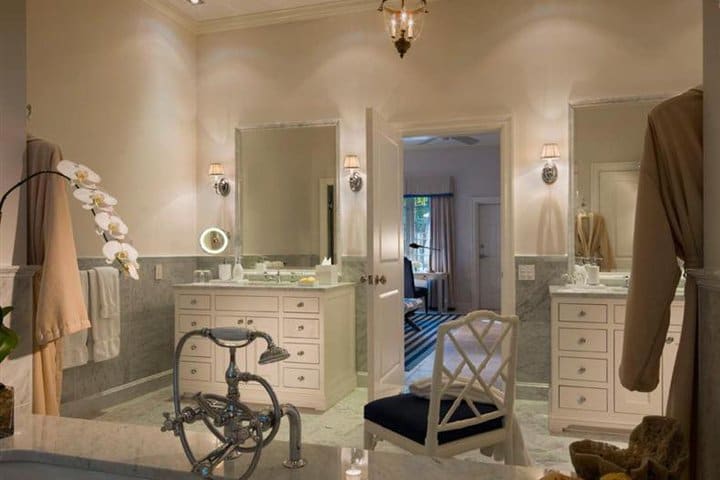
[233,256,244,282]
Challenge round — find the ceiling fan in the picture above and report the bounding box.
[417,135,479,146]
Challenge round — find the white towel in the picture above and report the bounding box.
[89,267,121,362]
[409,376,532,467]
[62,270,90,369]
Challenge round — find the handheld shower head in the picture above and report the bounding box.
[258,344,290,365]
[206,327,254,347]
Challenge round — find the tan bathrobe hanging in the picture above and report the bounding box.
[619,88,702,479]
[575,212,616,271]
[26,136,90,415]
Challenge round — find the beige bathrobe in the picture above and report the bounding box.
[26,136,90,415]
[575,212,616,271]
[619,88,703,479]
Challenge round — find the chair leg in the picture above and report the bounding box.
[404,314,421,332]
[424,293,429,313]
[364,431,378,450]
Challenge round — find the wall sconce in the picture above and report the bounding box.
[209,163,231,196]
[344,155,363,192]
[540,143,559,185]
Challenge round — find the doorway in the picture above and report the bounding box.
[473,198,501,311]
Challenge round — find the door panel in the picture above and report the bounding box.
[477,203,501,311]
[366,108,404,401]
[613,330,662,415]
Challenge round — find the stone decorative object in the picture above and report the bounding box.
[570,416,688,480]
[0,384,13,439]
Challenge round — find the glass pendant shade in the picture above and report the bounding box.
[379,0,428,58]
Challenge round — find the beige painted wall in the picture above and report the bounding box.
[197,0,702,257]
[26,0,198,257]
[705,0,720,271]
[0,0,27,266]
[238,124,336,256]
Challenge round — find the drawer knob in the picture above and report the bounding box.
[297,376,305,382]
[577,367,587,375]
[298,325,305,331]
[578,310,587,317]
[666,336,675,345]
[190,299,197,305]
[191,345,197,351]
[297,351,305,357]
[297,302,305,308]
[578,337,587,345]
[191,321,197,327]
[247,319,254,325]
[191,369,197,375]
[237,319,244,325]
[577,395,587,404]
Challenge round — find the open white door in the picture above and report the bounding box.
[366,108,405,401]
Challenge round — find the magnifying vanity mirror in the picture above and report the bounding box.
[568,96,667,274]
[199,227,230,255]
[235,121,338,268]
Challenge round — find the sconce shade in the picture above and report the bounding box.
[344,155,361,169]
[540,143,560,160]
[208,163,225,176]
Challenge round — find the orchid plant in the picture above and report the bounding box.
[0,160,139,365]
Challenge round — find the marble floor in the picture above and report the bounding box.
[78,333,628,476]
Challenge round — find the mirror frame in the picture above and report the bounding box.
[566,95,668,276]
[234,119,341,265]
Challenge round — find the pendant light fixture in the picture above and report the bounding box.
[378,0,429,58]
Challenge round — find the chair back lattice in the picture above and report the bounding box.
[425,310,519,448]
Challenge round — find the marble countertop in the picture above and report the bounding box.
[0,415,546,480]
[174,281,356,291]
[549,285,684,299]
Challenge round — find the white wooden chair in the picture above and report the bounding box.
[363,310,519,458]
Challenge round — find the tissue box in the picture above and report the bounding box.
[315,265,338,285]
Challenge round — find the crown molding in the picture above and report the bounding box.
[197,0,379,34]
[144,0,440,35]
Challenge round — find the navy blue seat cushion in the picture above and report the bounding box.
[364,393,504,446]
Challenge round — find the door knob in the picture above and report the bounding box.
[374,275,387,285]
[360,275,374,285]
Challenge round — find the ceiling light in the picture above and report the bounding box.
[378,0,428,58]
[187,0,204,5]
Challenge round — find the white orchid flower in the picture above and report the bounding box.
[57,160,101,187]
[94,212,128,239]
[73,187,117,211]
[102,241,140,280]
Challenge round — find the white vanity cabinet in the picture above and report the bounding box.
[549,288,683,433]
[174,284,356,411]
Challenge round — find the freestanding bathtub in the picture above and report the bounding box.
[0,415,545,480]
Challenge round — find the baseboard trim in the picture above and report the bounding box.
[61,370,172,418]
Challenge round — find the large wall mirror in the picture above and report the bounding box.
[235,121,338,267]
[569,96,666,272]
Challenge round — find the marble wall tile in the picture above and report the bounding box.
[341,256,368,372]
[514,256,568,388]
[0,267,36,413]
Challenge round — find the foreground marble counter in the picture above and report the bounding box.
[174,281,356,291]
[0,415,546,479]
[549,285,684,299]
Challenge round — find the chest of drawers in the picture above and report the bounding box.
[174,284,356,411]
[549,291,683,433]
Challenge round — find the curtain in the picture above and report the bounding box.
[27,136,90,415]
[429,195,455,309]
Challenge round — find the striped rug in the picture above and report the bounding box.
[404,312,463,372]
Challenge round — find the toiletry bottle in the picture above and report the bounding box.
[233,257,244,281]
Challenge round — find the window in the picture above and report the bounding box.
[403,196,431,272]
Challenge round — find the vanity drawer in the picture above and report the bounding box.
[285,343,320,364]
[177,294,211,310]
[177,314,210,333]
[283,318,320,339]
[558,386,607,412]
[615,303,684,326]
[558,356,607,382]
[216,295,279,313]
[283,297,320,314]
[180,362,211,382]
[216,315,247,327]
[558,328,607,353]
[283,367,320,390]
[177,336,212,358]
[558,303,607,324]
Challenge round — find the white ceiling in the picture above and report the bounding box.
[159,0,356,22]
